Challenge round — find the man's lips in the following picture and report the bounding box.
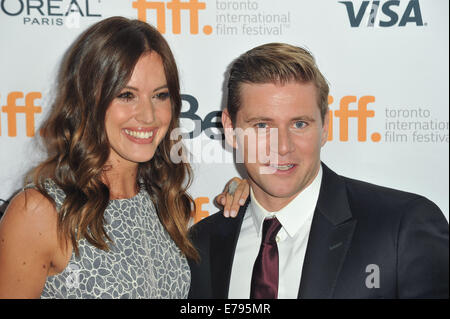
[268,163,296,171]
[259,163,297,174]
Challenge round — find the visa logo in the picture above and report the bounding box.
[339,0,425,27]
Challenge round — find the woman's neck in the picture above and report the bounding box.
[102,159,139,200]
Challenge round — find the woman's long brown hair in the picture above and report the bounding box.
[28,17,198,260]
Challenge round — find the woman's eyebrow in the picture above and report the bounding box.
[153,84,168,92]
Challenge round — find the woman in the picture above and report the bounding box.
[0,17,247,298]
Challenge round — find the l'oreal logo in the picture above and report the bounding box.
[339,0,425,27]
[0,0,101,17]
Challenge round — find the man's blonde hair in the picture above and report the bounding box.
[227,42,329,124]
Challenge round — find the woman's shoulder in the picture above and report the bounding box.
[0,189,62,298]
[24,179,66,209]
[1,188,59,235]
[0,186,60,251]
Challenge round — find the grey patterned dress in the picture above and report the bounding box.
[37,180,190,299]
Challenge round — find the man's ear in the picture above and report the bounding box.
[321,109,330,147]
[222,109,237,149]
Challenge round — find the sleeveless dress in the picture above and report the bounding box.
[36,180,190,299]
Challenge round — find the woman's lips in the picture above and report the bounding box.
[123,128,158,144]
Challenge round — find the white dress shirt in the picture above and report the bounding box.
[228,166,322,299]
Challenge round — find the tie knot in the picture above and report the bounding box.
[261,217,282,244]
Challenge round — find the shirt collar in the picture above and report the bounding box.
[249,165,322,238]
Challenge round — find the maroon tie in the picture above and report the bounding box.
[250,217,282,299]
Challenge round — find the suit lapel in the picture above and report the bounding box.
[298,163,357,299]
[210,199,249,298]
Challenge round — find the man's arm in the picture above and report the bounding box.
[397,197,449,298]
[188,218,214,299]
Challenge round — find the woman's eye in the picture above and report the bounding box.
[294,121,307,129]
[117,91,134,101]
[154,92,170,100]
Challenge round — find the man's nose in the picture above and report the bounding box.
[276,127,295,156]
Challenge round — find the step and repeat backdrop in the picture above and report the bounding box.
[0,0,448,221]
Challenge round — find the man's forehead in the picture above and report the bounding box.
[239,80,316,91]
[238,83,318,116]
[239,81,316,101]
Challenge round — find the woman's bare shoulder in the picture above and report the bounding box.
[3,188,58,225]
[0,188,60,298]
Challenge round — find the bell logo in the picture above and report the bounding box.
[132,0,212,35]
[1,92,42,137]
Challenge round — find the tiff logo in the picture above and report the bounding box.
[328,95,380,142]
[132,0,212,34]
[339,0,425,27]
[1,92,42,137]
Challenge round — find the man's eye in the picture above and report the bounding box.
[294,121,307,129]
[255,123,268,129]
[117,91,134,101]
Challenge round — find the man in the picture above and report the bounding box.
[188,43,449,298]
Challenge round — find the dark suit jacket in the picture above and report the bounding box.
[188,163,449,299]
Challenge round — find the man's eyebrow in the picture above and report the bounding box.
[291,116,316,122]
[244,116,316,123]
[244,117,273,123]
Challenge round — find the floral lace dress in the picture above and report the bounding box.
[37,180,190,299]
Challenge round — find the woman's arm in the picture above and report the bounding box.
[0,189,59,298]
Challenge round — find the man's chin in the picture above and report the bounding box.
[260,186,303,200]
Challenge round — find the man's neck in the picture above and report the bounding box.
[249,165,322,212]
[250,186,299,212]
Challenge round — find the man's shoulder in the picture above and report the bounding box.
[189,209,242,240]
[193,210,227,230]
[322,163,431,210]
[343,175,424,203]
[344,175,419,199]
[340,173,443,221]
